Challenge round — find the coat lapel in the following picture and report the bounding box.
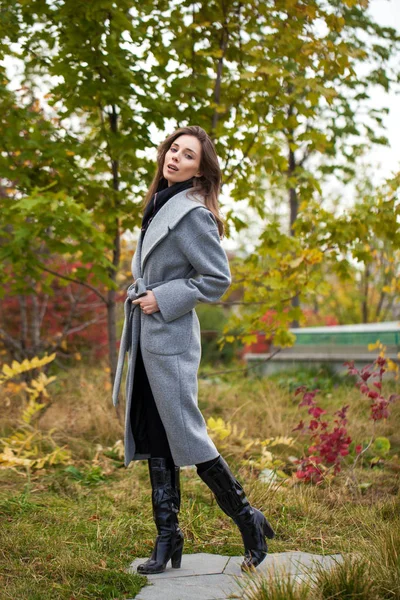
[140,188,205,272]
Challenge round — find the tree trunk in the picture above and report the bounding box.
[108,105,121,415]
[288,135,300,327]
[211,16,229,137]
[362,264,370,323]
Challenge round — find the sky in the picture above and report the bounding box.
[362,0,400,178]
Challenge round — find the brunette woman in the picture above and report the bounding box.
[112,125,275,575]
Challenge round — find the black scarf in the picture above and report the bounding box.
[141,176,195,240]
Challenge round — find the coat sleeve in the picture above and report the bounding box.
[151,208,231,323]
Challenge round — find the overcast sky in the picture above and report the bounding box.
[362,0,400,180]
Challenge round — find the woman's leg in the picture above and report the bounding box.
[136,457,184,574]
[195,455,220,473]
[136,342,183,574]
[196,454,275,571]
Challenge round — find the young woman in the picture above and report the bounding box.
[112,125,275,575]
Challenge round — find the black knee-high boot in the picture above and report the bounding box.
[137,457,184,574]
[197,455,275,571]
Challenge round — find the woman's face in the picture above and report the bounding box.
[163,134,203,186]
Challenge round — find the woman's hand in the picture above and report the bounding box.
[131,290,160,315]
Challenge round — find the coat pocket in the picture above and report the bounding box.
[142,310,193,355]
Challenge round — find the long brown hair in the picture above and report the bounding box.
[143,126,226,238]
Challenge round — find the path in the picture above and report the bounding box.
[127,551,343,599]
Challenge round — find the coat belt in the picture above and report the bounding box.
[126,276,148,301]
[112,277,160,407]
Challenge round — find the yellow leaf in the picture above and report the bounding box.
[269,436,295,447]
[243,441,255,452]
[261,438,272,446]
[261,448,273,461]
[289,256,304,269]
[242,334,258,345]
[2,365,14,377]
[368,340,381,351]
[11,360,21,372]
[276,470,289,479]
[305,249,323,265]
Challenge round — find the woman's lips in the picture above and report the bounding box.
[167,164,179,171]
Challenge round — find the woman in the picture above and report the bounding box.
[112,125,275,575]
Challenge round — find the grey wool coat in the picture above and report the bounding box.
[112,188,232,468]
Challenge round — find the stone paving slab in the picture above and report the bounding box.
[225,551,343,585]
[128,552,231,579]
[127,551,344,599]
[131,572,241,600]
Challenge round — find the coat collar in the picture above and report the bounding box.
[140,187,206,272]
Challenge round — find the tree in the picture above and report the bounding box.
[0,77,117,362]
[298,171,400,324]
[1,0,399,377]
[148,0,400,330]
[0,0,168,386]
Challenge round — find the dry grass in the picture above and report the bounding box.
[3,360,398,456]
[0,363,399,599]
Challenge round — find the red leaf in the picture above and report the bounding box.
[292,420,305,432]
[335,405,349,420]
[295,386,307,397]
[309,406,326,418]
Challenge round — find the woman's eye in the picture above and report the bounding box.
[170,147,193,159]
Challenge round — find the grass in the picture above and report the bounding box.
[235,520,400,599]
[0,362,399,599]
[0,481,148,599]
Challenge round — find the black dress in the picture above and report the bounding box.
[130,340,173,459]
[130,341,219,472]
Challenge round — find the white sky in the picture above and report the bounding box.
[363,0,400,179]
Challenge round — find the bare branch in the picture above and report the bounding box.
[40,265,109,304]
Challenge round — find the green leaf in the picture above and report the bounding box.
[372,437,391,457]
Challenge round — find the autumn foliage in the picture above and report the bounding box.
[292,351,399,484]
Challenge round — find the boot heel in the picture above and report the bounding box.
[263,516,275,539]
[171,543,183,568]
